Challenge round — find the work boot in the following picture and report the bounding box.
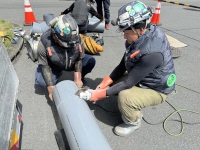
[114,116,141,137]
[105,24,110,30]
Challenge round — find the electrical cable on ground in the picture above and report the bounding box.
[92,83,200,136]
[163,100,200,136]
[2,35,17,44]
[7,33,26,62]
[14,34,26,51]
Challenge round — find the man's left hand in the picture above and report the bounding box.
[47,86,55,101]
[75,80,83,88]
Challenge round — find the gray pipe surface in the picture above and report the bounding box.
[53,80,112,150]
[87,16,105,33]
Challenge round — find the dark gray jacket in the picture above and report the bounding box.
[62,0,89,26]
[125,25,175,94]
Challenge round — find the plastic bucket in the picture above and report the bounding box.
[30,22,49,35]
[43,13,54,25]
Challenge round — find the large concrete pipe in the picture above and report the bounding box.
[87,15,105,33]
[53,80,112,150]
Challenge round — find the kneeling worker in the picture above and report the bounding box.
[61,0,103,34]
[36,14,95,101]
[78,1,176,137]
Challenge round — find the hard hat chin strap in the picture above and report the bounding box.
[131,26,140,37]
[131,19,150,37]
[145,18,150,28]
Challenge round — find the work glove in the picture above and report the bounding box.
[78,89,107,102]
[96,76,113,89]
[74,72,83,88]
[47,85,55,101]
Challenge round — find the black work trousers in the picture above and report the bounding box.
[95,0,110,24]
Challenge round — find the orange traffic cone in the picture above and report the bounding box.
[151,0,161,25]
[24,0,36,26]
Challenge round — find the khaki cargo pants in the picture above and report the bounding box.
[118,86,167,123]
[113,73,167,123]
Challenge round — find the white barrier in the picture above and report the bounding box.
[0,37,20,150]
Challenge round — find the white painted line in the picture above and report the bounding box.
[166,34,188,48]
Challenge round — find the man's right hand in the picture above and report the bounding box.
[47,86,55,101]
[74,72,83,88]
[78,89,107,102]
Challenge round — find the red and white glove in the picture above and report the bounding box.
[79,89,107,102]
[96,76,113,89]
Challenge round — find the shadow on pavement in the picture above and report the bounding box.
[85,77,123,128]
[88,97,123,127]
[34,84,63,130]
[183,8,200,11]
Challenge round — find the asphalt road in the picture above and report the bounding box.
[1,0,200,149]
